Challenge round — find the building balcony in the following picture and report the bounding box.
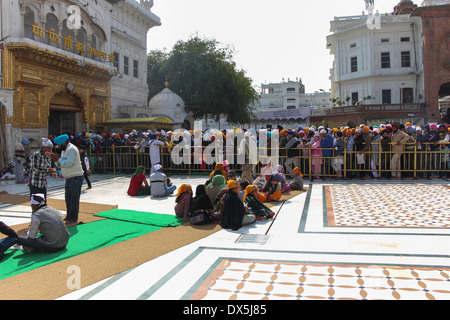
[311,103,425,116]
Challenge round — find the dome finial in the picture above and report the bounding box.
[164,77,169,88]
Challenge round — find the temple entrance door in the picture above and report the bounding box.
[48,110,75,136]
[48,91,83,136]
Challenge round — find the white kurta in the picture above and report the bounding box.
[141,139,165,165]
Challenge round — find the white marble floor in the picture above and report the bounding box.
[1,174,450,300]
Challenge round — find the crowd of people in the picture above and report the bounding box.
[2,120,450,259]
[25,121,449,179]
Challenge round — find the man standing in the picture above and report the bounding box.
[358,126,373,179]
[45,134,83,226]
[14,138,30,184]
[29,138,56,199]
[390,123,410,179]
[320,129,333,178]
[284,130,299,175]
[139,134,166,175]
[332,131,345,179]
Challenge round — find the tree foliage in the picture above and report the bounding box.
[147,36,259,124]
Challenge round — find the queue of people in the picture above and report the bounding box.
[12,120,450,182]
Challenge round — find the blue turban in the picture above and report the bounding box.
[21,138,30,145]
[54,134,69,145]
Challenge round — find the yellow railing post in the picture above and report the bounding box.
[112,144,116,175]
[343,144,347,178]
[378,141,382,178]
[413,142,417,178]
[308,145,312,181]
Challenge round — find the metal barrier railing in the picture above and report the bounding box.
[87,142,450,180]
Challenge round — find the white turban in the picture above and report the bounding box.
[30,193,46,206]
[41,138,53,147]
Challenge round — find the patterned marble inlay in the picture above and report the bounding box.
[189,260,450,300]
[326,185,450,228]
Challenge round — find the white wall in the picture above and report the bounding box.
[328,14,424,106]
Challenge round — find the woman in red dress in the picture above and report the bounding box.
[127,166,151,196]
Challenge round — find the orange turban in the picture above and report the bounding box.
[293,167,303,177]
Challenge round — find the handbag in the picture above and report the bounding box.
[189,210,205,224]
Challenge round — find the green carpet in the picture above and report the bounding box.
[94,209,184,227]
[0,219,161,280]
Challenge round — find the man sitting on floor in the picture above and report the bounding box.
[0,221,18,261]
[150,164,176,197]
[17,194,70,253]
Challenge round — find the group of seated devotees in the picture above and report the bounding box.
[171,162,305,231]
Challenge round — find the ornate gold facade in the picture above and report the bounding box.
[2,42,113,131]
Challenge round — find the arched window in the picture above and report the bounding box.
[76,27,86,44]
[61,19,74,52]
[24,6,35,39]
[91,34,97,49]
[45,13,59,47]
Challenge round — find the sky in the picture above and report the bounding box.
[146,0,407,93]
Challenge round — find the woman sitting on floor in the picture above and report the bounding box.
[243,185,275,221]
[220,180,255,231]
[260,174,283,202]
[206,175,227,204]
[174,184,192,222]
[188,185,218,225]
[252,164,272,191]
[274,165,289,192]
[127,166,151,196]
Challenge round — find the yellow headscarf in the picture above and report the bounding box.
[176,184,191,197]
[227,180,240,190]
[243,185,258,201]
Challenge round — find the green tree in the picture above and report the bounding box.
[147,36,259,125]
[147,49,169,102]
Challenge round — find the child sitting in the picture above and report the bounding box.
[288,167,304,190]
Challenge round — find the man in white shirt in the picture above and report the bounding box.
[45,134,83,226]
[150,164,176,197]
[139,134,165,174]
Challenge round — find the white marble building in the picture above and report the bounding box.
[0,0,160,166]
[326,1,425,109]
[259,79,330,110]
[110,0,161,119]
